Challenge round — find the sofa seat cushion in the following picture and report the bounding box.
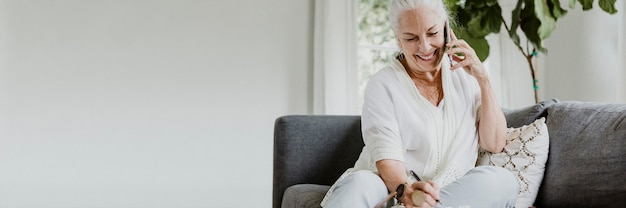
[537,101,626,207]
[281,184,330,208]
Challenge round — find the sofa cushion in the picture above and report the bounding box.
[503,98,559,128]
[535,101,626,207]
[477,118,549,208]
[281,184,330,208]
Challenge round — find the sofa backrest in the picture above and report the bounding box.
[273,115,363,208]
[535,101,626,207]
[502,98,559,128]
[272,99,626,208]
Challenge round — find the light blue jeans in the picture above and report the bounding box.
[323,166,519,208]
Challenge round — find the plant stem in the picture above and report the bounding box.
[501,15,540,103]
[526,55,540,103]
[500,15,529,57]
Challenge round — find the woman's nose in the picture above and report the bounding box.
[418,39,432,53]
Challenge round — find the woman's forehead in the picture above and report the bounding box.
[397,8,443,32]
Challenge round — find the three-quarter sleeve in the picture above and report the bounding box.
[361,72,405,163]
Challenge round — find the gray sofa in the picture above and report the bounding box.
[273,99,626,208]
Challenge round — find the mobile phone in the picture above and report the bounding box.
[443,21,453,65]
[443,21,451,51]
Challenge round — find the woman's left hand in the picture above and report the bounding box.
[446,30,488,79]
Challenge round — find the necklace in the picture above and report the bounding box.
[411,75,444,106]
[400,58,444,106]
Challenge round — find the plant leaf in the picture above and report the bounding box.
[534,0,557,40]
[443,0,460,14]
[486,2,502,33]
[464,35,490,62]
[577,0,593,10]
[453,26,490,62]
[508,0,523,47]
[548,0,568,18]
[599,0,618,14]
[569,0,576,8]
[462,3,502,38]
[486,0,498,7]
[465,10,492,38]
[520,0,548,53]
[521,17,548,53]
[484,4,502,33]
[465,1,485,8]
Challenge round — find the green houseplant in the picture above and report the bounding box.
[445,0,618,103]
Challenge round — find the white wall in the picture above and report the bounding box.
[493,1,625,107]
[0,0,312,207]
[543,1,625,103]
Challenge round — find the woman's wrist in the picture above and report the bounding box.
[395,182,407,203]
[474,72,490,84]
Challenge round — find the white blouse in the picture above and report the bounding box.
[321,57,483,206]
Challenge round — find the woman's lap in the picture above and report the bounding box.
[438,166,519,208]
[323,166,518,208]
[323,171,390,208]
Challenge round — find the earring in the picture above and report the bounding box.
[397,51,405,60]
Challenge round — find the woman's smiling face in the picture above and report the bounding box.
[396,7,446,73]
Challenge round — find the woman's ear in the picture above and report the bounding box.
[396,37,403,51]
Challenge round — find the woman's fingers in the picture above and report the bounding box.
[450,27,458,40]
[447,39,482,72]
[445,28,489,79]
[415,194,437,208]
[427,181,440,196]
[422,191,438,206]
[410,181,440,207]
[410,181,438,197]
[447,39,473,58]
[414,202,432,208]
[447,45,469,70]
[412,193,437,208]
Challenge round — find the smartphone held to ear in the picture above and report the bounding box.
[444,21,451,50]
[443,21,453,66]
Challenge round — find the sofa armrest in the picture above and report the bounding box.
[273,115,364,208]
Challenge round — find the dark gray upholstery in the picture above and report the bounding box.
[281,184,328,208]
[502,98,559,128]
[273,115,363,208]
[273,100,626,208]
[535,101,626,207]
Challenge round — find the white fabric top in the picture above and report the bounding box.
[321,57,483,206]
[355,56,483,186]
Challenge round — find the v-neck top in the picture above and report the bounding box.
[353,60,482,184]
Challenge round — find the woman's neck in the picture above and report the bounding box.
[402,60,442,84]
[402,59,444,106]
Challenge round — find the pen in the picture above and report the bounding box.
[410,170,421,181]
[409,170,426,205]
[409,170,443,205]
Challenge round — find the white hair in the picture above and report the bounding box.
[389,0,449,33]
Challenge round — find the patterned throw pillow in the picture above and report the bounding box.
[476,118,549,208]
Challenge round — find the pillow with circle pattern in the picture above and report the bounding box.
[476,117,549,208]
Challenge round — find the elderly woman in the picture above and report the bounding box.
[321,0,519,208]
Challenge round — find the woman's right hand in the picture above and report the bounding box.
[401,181,440,208]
